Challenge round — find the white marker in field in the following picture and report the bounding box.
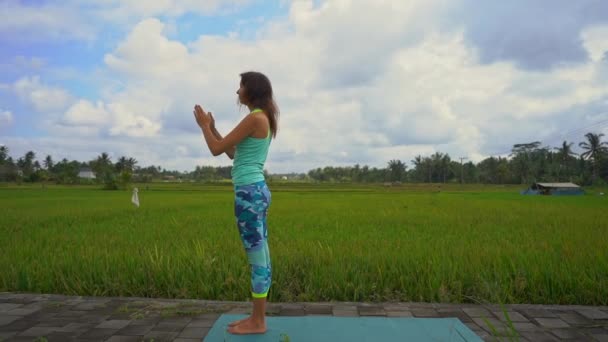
[132,187,140,207]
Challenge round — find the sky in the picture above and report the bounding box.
[1,0,607,173]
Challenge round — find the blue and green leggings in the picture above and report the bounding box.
[234,181,272,299]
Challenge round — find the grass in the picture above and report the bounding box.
[1,183,606,305]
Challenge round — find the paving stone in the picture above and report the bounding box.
[577,309,608,320]
[43,331,77,342]
[178,327,210,339]
[36,317,78,327]
[280,303,304,311]
[580,327,608,335]
[386,311,413,317]
[187,319,217,328]
[0,315,20,326]
[411,308,440,317]
[519,331,560,342]
[105,335,144,342]
[358,306,386,316]
[127,317,161,326]
[0,318,37,331]
[73,301,109,311]
[0,303,22,312]
[333,309,359,317]
[26,311,59,321]
[152,320,189,333]
[106,313,136,320]
[591,334,608,342]
[383,304,410,311]
[143,330,179,341]
[95,319,131,330]
[6,305,42,316]
[465,325,490,340]
[55,322,92,333]
[197,313,221,319]
[492,311,529,323]
[56,310,88,318]
[558,312,595,325]
[0,331,18,340]
[4,337,38,342]
[116,323,154,335]
[226,307,251,315]
[17,325,60,336]
[519,308,557,318]
[77,313,112,323]
[304,304,333,315]
[78,328,118,340]
[280,308,306,316]
[511,322,539,332]
[174,338,200,342]
[472,317,511,335]
[438,310,473,323]
[333,305,357,311]
[549,328,589,340]
[5,293,608,342]
[462,307,492,318]
[534,317,571,329]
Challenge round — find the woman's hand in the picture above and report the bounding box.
[193,104,213,129]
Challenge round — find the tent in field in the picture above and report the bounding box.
[521,182,584,196]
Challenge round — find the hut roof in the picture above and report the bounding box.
[535,182,580,188]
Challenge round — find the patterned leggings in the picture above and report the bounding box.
[234,181,272,298]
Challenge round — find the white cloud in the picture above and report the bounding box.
[107,102,162,137]
[0,1,95,42]
[582,25,608,62]
[63,100,109,126]
[104,18,191,79]
[13,76,72,112]
[0,0,252,43]
[92,0,252,21]
[0,110,13,128]
[80,2,608,170]
[5,0,608,173]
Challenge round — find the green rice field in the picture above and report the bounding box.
[1,183,606,305]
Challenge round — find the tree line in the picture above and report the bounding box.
[307,133,608,186]
[1,132,607,188]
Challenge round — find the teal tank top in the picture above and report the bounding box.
[231,109,271,186]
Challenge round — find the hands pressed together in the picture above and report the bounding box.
[193,104,215,130]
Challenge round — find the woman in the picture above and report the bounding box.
[193,71,278,335]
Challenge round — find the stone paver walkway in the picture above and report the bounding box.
[1,292,607,341]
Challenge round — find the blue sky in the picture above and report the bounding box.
[1,0,607,173]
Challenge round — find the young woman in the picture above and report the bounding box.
[193,71,278,335]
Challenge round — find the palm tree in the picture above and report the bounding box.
[411,155,425,182]
[115,156,128,172]
[510,141,541,184]
[92,152,112,177]
[387,159,406,182]
[97,152,112,166]
[579,133,608,183]
[127,157,137,170]
[44,155,54,170]
[0,145,8,164]
[554,141,577,181]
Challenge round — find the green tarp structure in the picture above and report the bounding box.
[521,182,584,195]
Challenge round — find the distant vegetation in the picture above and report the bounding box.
[1,132,607,187]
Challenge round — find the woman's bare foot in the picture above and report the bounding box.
[228,316,251,327]
[227,318,267,335]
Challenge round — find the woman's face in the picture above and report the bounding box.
[236,83,247,105]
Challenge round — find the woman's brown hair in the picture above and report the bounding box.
[239,71,279,138]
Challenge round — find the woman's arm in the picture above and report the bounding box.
[195,105,256,157]
[211,125,236,159]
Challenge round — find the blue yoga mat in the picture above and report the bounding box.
[204,314,483,341]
